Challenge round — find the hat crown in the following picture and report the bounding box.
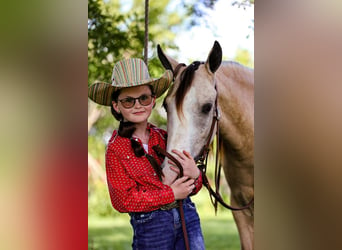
[111,58,151,87]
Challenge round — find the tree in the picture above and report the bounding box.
[180,0,254,27]
[88,0,186,85]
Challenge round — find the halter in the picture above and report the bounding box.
[193,77,254,212]
[195,96,254,211]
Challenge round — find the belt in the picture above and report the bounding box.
[159,201,179,210]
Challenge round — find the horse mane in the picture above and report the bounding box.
[175,61,203,116]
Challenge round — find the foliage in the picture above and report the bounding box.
[88,0,127,84]
[88,0,185,85]
[232,0,254,9]
[234,48,254,68]
[179,0,219,26]
[180,0,254,27]
[89,180,117,217]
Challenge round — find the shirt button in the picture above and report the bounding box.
[127,156,130,159]
[154,173,156,176]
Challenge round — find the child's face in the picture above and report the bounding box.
[113,85,155,124]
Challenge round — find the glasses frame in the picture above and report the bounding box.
[118,94,155,109]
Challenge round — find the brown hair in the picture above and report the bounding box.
[110,89,123,121]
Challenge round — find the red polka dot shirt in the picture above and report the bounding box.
[105,123,202,213]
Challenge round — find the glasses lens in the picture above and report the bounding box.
[120,97,135,108]
[139,95,152,106]
[119,94,153,108]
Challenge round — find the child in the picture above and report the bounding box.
[88,58,205,249]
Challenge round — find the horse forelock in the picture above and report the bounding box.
[175,61,204,117]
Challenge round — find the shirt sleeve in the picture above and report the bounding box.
[106,147,175,213]
[190,171,203,195]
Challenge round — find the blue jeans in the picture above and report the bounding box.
[129,197,205,250]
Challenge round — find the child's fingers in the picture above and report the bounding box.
[182,150,193,159]
[173,176,188,184]
[171,149,185,160]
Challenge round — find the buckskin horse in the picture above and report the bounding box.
[157,41,254,250]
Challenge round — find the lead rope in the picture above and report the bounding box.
[198,119,255,211]
[152,145,190,250]
[144,0,149,65]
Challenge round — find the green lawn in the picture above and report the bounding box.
[88,189,240,250]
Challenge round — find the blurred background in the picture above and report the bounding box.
[88,0,254,249]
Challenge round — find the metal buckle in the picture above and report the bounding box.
[216,107,221,121]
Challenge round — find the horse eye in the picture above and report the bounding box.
[201,103,212,114]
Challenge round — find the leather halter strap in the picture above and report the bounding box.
[194,86,220,164]
[173,63,186,79]
[193,83,254,211]
[152,145,183,178]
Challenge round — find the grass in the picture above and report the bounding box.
[88,215,132,250]
[88,188,240,250]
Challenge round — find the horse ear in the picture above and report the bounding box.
[205,41,222,74]
[157,44,179,73]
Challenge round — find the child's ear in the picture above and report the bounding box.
[112,101,120,113]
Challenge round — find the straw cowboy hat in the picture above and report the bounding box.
[88,58,173,106]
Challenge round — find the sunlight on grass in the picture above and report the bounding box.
[193,189,240,250]
[88,215,132,250]
[89,188,240,250]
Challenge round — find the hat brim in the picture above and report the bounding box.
[88,70,173,106]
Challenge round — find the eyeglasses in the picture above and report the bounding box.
[118,94,155,109]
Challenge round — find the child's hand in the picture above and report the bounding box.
[170,176,195,200]
[168,149,200,180]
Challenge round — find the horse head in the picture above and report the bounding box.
[157,41,222,183]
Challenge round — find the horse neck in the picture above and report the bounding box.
[216,62,254,160]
